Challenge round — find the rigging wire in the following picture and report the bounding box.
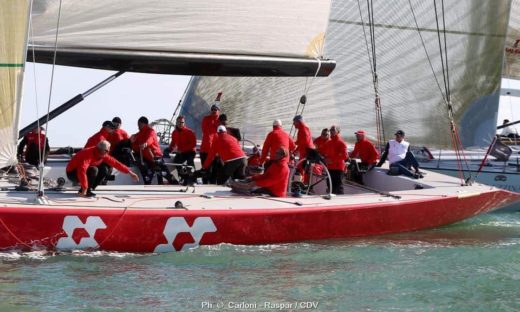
[37,0,63,197]
[357,0,385,149]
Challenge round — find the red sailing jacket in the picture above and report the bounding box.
[252,158,289,197]
[66,146,130,190]
[323,134,348,171]
[169,126,196,153]
[108,128,130,151]
[84,128,112,149]
[313,136,330,155]
[248,154,262,167]
[350,138,379,165]
[131,125,162,162]
[295,121,315,159]
[203,132,245,168]
[25,131,46,151]
[260,126,295,163]
[200,113,220,153]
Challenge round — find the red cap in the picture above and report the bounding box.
[355,130,365,135]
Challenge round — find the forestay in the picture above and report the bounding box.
[180,0,510,148]
[29,0,334,76]
[0,0,30,168]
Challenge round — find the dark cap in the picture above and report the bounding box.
[395,130,405,136]
[102,120,115,129]
[138,116,149,124]
[112,117,122,124]
[218,114,227,121]
[293,115,303,122]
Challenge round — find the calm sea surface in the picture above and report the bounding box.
[0,212,519,312]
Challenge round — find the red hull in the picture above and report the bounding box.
[0,190,517,253]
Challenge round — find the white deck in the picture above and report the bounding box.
[0,168,499,211]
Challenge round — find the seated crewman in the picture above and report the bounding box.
[230,147,290,197]
[376,130,422,179]
[17,126,50,166]
[66,140,139,197]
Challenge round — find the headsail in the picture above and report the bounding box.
[180,0,510,148]
[0,0,30,168]
[29,0,335,77]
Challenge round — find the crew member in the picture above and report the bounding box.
[219,114,241,141]
[66,140,139,197]
[260,119,295,165]
[230,147,290,197]
[165,115,196,185]
[17,126,50,166]
[313,128,330,156]
[349,130,380,183]
[108,116,130,153]
[202,125,247,184]
[200,104,220,183]
[84,120,115,148]
[131,116,174,185]
[293,115,315,160]
[323,125,348,194]
[376,130,422,179]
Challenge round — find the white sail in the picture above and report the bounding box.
[180,0,510,148]
[0,0,30,168]
[29,0,334,76]
[504,0,520,79]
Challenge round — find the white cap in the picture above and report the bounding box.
[273,119,282,127]
[217,125,227,133]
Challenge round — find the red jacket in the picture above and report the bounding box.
[248,154,262,167]
[108,128,129,151]
[203,132,245,168]
[84,128,111,148]
[66,146,130,190]
[131,125,162,162]
[323,135,348,171]
[200,113,219,153]
[295,121,315,159]
[350,138,379,165]
[169,126,196,153]
[313,136,330,155]
[252,158,289,197]
[260,126,295,163]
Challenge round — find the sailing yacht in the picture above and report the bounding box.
[0,0,517,253]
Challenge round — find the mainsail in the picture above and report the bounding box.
[504,0,520,79]
[181,0,510,148]
[0,0,30,168]
[29,0,334,76]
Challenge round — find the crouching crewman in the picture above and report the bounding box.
[66,140,139,197]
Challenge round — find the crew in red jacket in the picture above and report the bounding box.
[200,104,220,183]
[108,117,130,153]
[260,119,295,165]
[66,140,139,197]
[203,125,246,184]
[166,115,197,184]
[323,125,348,195]
[313,128,330,156]
[293,115,315,160]
[131,116,173,185]
[350,130,379,167]
[230,147,290,197]
[17,126,50,166]
[84,120,115,148]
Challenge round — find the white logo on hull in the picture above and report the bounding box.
[154,217,217,252]
[56,216,107,250]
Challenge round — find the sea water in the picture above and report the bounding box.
[0,212,518,312]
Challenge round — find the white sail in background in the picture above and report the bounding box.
[0,0,30,168]
[29,0,334,76]
[180,0,510,148]
[504,0,520,79]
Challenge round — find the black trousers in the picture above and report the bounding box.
[136,157,173,185]
[25,144,47,167]
[329,169,344,195]
[67,165,110,190]
[173,151,196,184]
[218,158,247,185]
[200,152,220,184]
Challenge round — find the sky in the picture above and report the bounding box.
[20,63,190,147]
[498,78,520,134]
